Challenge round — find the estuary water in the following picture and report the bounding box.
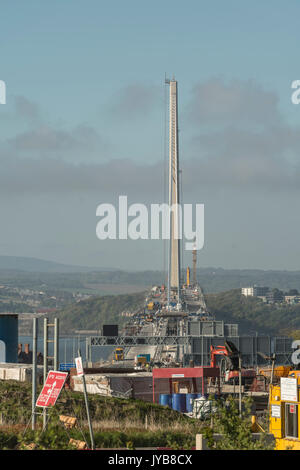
[19,335,113,365]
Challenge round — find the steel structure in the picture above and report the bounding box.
[89,335,190,347]
[88,334,295,368]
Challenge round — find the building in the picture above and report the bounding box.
[241,286,269,297]
[284,295,300,304]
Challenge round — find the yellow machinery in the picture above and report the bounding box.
[269,369,300,449]
[114,347,124,361]
[259,365,292,381]
[186,267,190,287]
[136,356,147,367]
[135,354,151,368]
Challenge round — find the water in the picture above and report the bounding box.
[19,335,113,365]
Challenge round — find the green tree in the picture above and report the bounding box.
[203,396,274,450]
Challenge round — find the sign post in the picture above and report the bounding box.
[76,353,95,450]
[36,371,68,408]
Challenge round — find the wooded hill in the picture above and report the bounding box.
[205,289,300,337]
[49,291,146,334]
[48,288,300,337]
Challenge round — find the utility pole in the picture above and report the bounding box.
[32,317,38,430]
[43,317,59,430]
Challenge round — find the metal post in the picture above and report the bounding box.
[43,318,48,382]
[239,355,242,417]
[32,318,38,430]
[89,337,92,364]
[78,349,95,450]
[85,337,89,366]
[54,318,59,371]
[43,318,48,430]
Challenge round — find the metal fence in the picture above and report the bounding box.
[185,335,293,367]
[187,320,239,337]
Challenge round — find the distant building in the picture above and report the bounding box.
[242,286,300,304]
[241,286,269,297]
[284,295,300,304]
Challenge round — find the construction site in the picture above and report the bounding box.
[59,79,298,430]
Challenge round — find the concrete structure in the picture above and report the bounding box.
[167,78,181,295]
[72,371,154,401]
[0,363,43,382]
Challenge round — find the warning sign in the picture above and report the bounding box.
[281,377,298,402]
[75,357,84,377]
[36,371,68,408]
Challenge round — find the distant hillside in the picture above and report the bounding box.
[205,289,300,336]
[197,268,300,293]
[1,257,300,293]
[0,256,116,273]
[48,291,146,334]
[44,288,300,337]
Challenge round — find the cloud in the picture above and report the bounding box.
[0,153,164,198]
[186,78,281,128]
[1,78,300,200]
[7,124,104,154]
[107,83,160,120]
[0,95,41,125]
[14,95,40,121]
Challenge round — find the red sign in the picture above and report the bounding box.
[36,370,68,408]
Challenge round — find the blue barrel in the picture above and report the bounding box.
[159,394,172,407]
[186,393,199,412]
[172,393,187,412]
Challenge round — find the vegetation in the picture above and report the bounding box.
[0,380,195,427]
[0,380,201,450]
[48,291,146,334]
[39,286,300,336]
[0,425,196,450]
[205,288,300,335]
[203,396,274,450]
[0,382,275,450]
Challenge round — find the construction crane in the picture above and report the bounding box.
[192,239,197,286]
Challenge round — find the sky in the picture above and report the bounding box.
[0,0,300,271]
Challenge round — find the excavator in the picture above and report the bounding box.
[210,341,256,385]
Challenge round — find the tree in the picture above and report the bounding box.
[203,396,274,450]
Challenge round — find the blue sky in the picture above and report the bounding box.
[2,1,299,126]
[1,1,300,270]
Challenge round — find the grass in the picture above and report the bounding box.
[0,380,204,449]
